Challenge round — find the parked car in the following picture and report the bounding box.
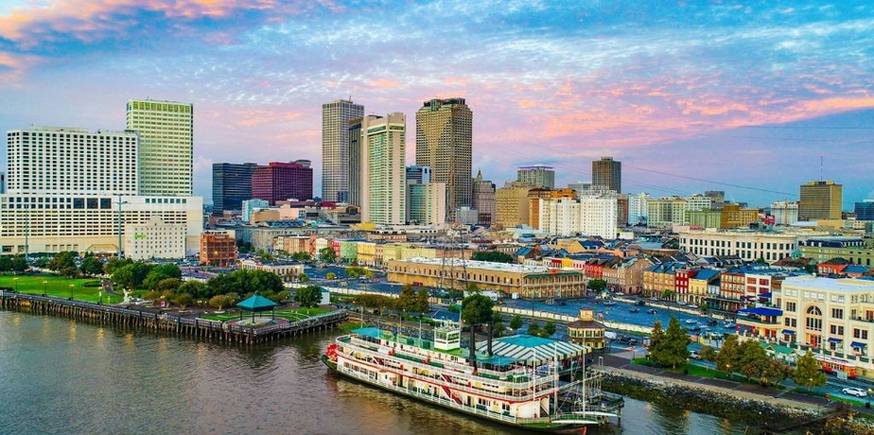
[842,387,868,398]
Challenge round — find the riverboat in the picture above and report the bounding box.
[322,323,623,432]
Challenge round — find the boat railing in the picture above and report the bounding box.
[346,336,538,383]
[338,346,556,400]
[337,363,561,425]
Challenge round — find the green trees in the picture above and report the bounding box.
[143,264,182,290]
[699,345,717,362]
[79,253,103,277]
[471,251,515,263]
[543,321,557,337]
[319,247,336,264]
[208,294,236,310]
[461,293,494,367]
[206,269,283,297]
[716,335,787,386]
[527,322,542,336]
[793,351,826,388]
[397,285,429,314]
[587,279,607,293]
[296,285,322,314]
[291,252,311,262]
[178,280,209,300]
[48,251,78,278]
[0,256,12,272]
[510,315,523,331]
[649,317,689,369]
[103,257,133,275]
[11,255,28,273]
[111,261,152,289]
[352,294,396,311]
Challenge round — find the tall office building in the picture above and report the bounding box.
[347,117,364,206]
[126,99,194,196]
[406,165,432,184]
[495,182,532,229]
[799,180,842,221]
[408,182,447,226]
[415,98,472,218]
[592,156,621,193]
[856,200,874,221]
[517,165,555,189]
[472,170,496,226]
[251,161,313,205]
[212,163,257,213]
[322,99,364,202]
[364,113,406,225]
[0,127,201,256]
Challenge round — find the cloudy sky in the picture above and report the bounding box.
[0,1,872,207]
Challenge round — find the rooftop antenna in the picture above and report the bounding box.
[819,156,823,181]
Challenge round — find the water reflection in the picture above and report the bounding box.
[0,311,749,435]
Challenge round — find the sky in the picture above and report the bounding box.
[0,0,872,208]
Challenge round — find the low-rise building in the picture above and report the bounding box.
[123,216,187,260]
[567,308,606,351]
[776,276,874,361]
[199,230,237,267]
[679,228,824,263]
[601,257,652,295]
[239,258,304,281]
[643,261,684,300]
[800,237,873,267]
[386,257,587,299]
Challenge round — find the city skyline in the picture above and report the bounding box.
[0,1,872,207]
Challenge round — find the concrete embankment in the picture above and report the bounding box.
[596,366,874,434]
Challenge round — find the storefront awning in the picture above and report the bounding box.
[828,337,842,343]
[782,329,795,335]
[851,341,866,348]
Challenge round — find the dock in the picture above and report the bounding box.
[0,290,347,345]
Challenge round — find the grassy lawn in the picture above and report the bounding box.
[632,358,748,383]
[200,306,333,322]
[0,273,125,304]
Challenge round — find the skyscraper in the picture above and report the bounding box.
[592,156,621,193]
[126,99,194,196]
[415,98,472,218]
[472,170,496,226]
[251,161,313,205]
[322,99,364,202]
[212,163,257,213]
[406,165,432,184]
[517,165,555,189]
[347,117,363,207]
[799,180,842,221]
[364,113,406,225]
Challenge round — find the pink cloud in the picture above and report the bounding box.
[0,0,313,48]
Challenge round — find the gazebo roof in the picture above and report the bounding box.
[237,294,278,312]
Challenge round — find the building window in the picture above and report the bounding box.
[831,308,843,319]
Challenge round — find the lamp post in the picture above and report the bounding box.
[42,280,47,297]
[14,277,19,292]
[115,195,129,259]
[69,283,74,301]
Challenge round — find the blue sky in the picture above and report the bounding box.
[0,1,872,207]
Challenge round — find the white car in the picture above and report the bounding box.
[842,387,868,398]
[689,351,700,360]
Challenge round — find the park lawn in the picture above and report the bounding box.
[200,306,333,322]
[0,274,124,304]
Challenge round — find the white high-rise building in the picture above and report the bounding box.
[126,99,194,196]
[627,192,649,225]
[364,113,406,225]
[6,127,138,195]
[0,126,201,257]
[537,194,617,239]
[771,201,799,226]
[539,197,580,236]
[580,195,618,239]
[322,99,364,202]
[685,194,714,211]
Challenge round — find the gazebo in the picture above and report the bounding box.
[237,293,278,322]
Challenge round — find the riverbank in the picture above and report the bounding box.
[596,366,874,434]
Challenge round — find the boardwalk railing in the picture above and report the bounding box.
[0,289,347,344]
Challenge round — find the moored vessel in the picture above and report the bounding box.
[322,323,622,431]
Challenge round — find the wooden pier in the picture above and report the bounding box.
[0,290,347,345]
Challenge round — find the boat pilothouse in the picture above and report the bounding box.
[322,322,623,431]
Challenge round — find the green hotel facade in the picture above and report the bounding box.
[126,99,194,196]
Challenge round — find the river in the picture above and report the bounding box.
[0,311,748,434]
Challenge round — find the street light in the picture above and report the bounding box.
[68,283,75,301]
[42,280,48,297]
[13,277,19,292]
